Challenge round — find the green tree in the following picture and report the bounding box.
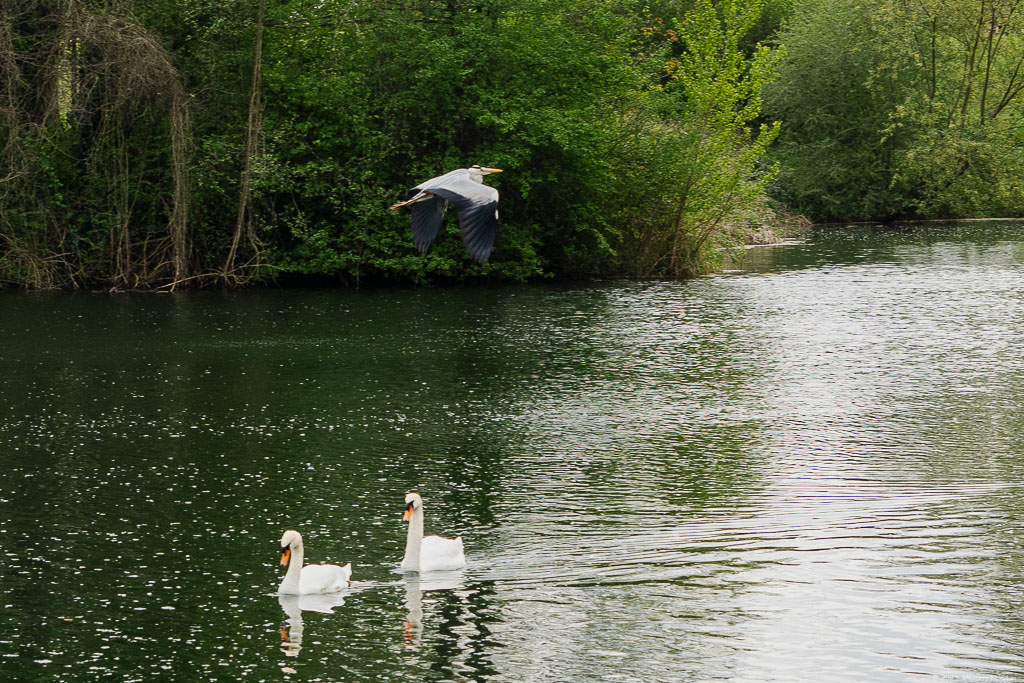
[766,0,1024,221]
[615,0,783,277]
[764,0,910,220]
[265,0,652,282]
[881,0,1024,216]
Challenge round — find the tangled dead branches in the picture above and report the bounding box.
[0,0,191,289]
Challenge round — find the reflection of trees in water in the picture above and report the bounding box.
[462,583,501,680]
[402,575,499,679]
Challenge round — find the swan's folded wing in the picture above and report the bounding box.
[420,535,467,570]
[299,563,352,594]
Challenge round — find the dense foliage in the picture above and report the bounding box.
[766,0,1024,221]
[0,0,783,287]
[1,0,1021,288]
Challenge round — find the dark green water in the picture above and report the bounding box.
[3,221,1024,681]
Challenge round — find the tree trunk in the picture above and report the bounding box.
[223,0,265,281]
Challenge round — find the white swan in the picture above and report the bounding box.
[401,492,467,572]
[277,529,352,595]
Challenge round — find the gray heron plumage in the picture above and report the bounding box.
[389,165,503,261]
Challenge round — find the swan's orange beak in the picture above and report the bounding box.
[402,502,414,522]
[280,548,291,566]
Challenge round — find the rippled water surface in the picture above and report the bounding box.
[3,221,1024,681]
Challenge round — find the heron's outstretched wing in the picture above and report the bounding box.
[425,181,500,262]
[458,194,498,262]
[409,196,448,254]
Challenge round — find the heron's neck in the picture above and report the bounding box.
[279,544,304,594]
[402,509,424,571]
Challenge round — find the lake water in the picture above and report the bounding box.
[2,221,1024,681]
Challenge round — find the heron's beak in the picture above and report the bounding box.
[280,548,291,566]
[483,167,502,174]
[402,501,414,522]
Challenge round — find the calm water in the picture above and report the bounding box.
[3,221,1024,681]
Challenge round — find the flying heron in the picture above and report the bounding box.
[389,165,503,261]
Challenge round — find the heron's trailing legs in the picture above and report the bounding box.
[389,192,433,211]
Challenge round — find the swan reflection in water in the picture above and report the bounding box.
[278,593,349,658]
[403,571,465,650]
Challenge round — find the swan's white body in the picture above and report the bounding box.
[278,530,352,595]
[401,492,467,572]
